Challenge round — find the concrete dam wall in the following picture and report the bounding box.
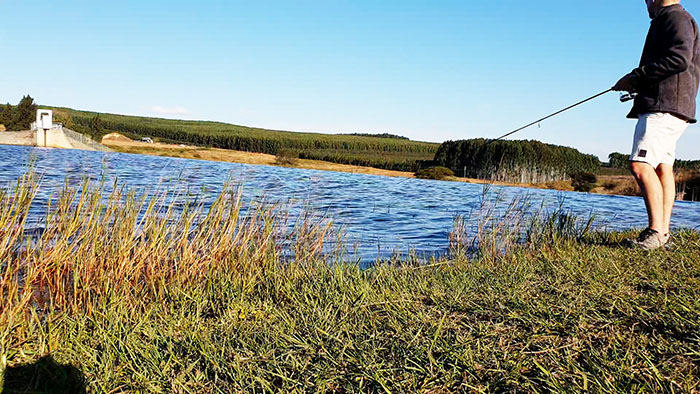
[0,128,111,152]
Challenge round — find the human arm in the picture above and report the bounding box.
[632,12,695,83]
[613,12,695,92]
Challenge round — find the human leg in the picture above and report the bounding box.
[626,113,688,249]
[655,164,676,235]
[629,160,665,233]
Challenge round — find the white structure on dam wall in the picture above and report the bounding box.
[0,110,110,151]
[33,109,68,148]
[35,109,53,130]
[28,109,111,151]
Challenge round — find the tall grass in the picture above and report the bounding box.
[1,172,334,318]
[450,186,594,260]
[1,173,699,392]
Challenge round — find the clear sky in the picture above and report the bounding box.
[2,0,699,161]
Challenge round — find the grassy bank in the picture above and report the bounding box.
[101,135,414,179]
[1,173,699,392]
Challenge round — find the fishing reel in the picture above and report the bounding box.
[620,92,637,102]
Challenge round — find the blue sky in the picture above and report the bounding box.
[2,0,700,161]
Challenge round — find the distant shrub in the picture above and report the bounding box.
[607,152,629,169]
[677,170,700,201]
[619,183,641,196]
[275,149,299,165]
[602,180,617,190]
[543,180,573,191]
[570,172,597,192]
[415,166,454,180]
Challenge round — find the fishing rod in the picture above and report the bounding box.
[488,88,635,143]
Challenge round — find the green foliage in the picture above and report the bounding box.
[414,166,454,180]
[609,151,700,172]
[275,149,299,165]
[0,103,13,128]
[49,107,438,172]
[676,158,700,171]
[15,95,37,130]
[0,96,37,130]
[298,149,430,172]
[608,152,629,169]
[434,139,600,183]
[570,171,598,192]
[52,109,75,129]
[88,114,105,140]
[344,133,409,140]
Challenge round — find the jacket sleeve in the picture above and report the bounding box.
[633,12,695,82]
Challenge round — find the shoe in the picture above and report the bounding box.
[664,233,676,251]
[629,228,669,250]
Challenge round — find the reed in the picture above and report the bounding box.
[0,172,334,322]
[1,173,699,392]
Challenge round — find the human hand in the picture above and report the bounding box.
[612,73,636,92]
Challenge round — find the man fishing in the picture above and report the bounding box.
[613,0,700,249]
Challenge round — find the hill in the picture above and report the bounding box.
[49,107,438,172]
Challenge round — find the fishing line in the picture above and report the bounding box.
[488,88,615,143]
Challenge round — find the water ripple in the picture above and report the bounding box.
[1,145,699,262]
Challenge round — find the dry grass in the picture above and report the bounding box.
[0,171,333,322]
[102,134,414,178]
[592,175,641,196]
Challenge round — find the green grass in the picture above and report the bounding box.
[1,173,699,393]
[49,107,439,172]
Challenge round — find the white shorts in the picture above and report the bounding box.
[630,112,688,168]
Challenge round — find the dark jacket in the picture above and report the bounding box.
[629,4,700,123]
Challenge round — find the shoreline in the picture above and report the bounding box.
[102,136,414,178]
[101,134,642,198]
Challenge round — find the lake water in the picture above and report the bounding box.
[1,145,699,263]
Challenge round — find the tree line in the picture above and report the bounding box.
[343,133,409,140]
[297,150,434,172]
[62,109,437,154]
[433,139,601,183]
[54,107,438,171]
[0,96,38,131]
[608,152,700,171]
[608,152,700,201]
